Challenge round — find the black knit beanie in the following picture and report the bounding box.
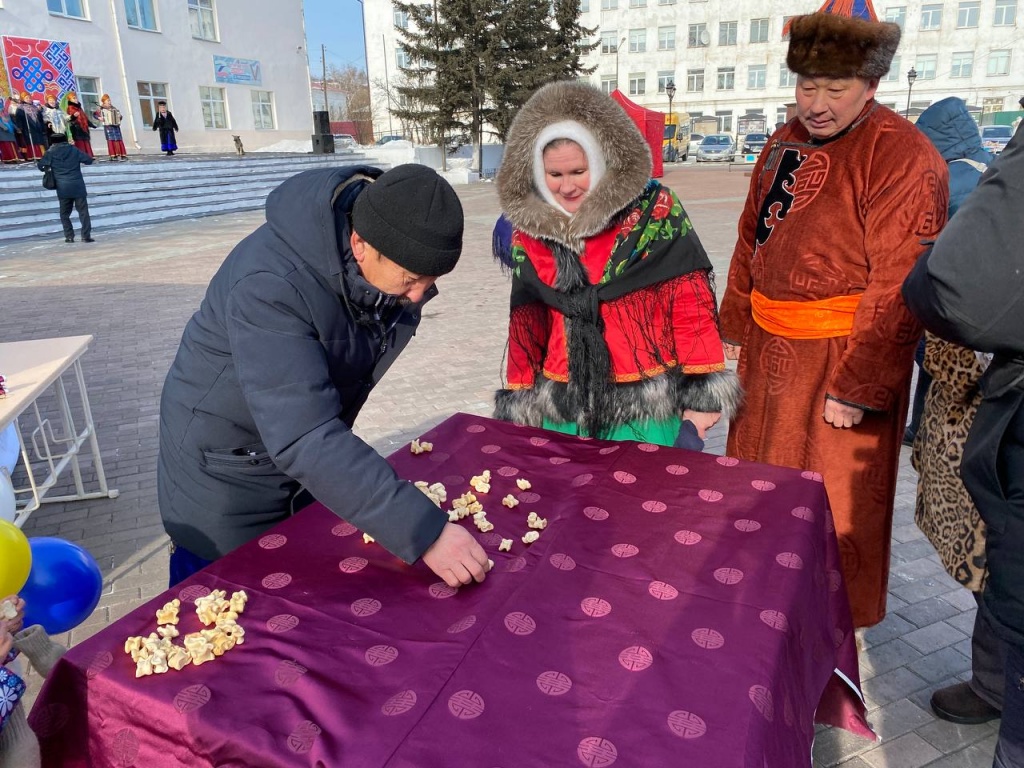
[351,164,464,276]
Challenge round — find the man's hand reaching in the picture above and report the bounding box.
[421,523,492,588]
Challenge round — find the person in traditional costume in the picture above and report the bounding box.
[718,1,949,628]
[15,94,47,161]
[8,95,29,161]
[41,93,69,145]
[493,81,741,447]
[152,101,179,156]
[65,92,97,158]
[98,95,128,160]
[0,101,20,164]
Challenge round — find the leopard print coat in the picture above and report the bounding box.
[912,332,988,591]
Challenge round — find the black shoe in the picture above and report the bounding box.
[902,429,916,446]
[83,237,95,243]
[930,682,1001,725]
[64,237,74,243]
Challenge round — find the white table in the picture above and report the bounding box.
[0,336,118,527]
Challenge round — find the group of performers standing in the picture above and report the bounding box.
[0,91,129,164]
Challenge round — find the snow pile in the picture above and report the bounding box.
[252,139,314,153]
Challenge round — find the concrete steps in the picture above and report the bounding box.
[0,151,379,241]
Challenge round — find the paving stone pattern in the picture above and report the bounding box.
[0,163,997,765]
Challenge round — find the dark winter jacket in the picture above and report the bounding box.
[158,166,447,563]
[37,141,93,199]
[902,129,1024,648]
[152,111,178,141]
[915,97,992,216]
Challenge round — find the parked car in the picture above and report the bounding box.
[980,125,1013,155]
[741,132,769,155]
[374,134,405,146]
[696,134,736,163]
[687,133,705,158]
[332,134,356,149]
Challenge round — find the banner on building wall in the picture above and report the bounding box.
[213,56,262,86]
[2,37,76,102]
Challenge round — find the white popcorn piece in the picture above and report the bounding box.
[154,599,181,626]
[166,646,191,671]
[228,591,248,614]
[499,538,513,552]
[501,494,519,508]
[522,531,540,544]
[447,510,461,522]
[527,512,548,530]
[516,478,532,491]
[135,657,155,678]
[157,624,180,640]
[469,471,492,494]
[474,519,494,533]
[362,533,376,544]
[0,600,17,620]
[487,559,494,571]
[410,439,433,454]
[428,482,447,503]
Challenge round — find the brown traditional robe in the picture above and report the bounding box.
[719,102,948,627]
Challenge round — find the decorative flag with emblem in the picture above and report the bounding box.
[2,37,77,103]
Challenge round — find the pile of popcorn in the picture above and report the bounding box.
[125,590,247,677]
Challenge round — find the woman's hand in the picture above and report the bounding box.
[723,343,741,360]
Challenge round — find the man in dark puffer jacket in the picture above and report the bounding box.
[158,164,490,589]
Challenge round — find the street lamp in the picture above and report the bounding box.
[666,80,677,122]
[905,67,917,120]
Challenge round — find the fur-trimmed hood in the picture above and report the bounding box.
[787,12,900,80]
[496,81,652,251]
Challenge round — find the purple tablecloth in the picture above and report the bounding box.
[31,413,874,767]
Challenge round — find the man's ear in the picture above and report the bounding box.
[349,230,366,264]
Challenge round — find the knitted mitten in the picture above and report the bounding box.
[0,704,41,768]
[13,626,65,678]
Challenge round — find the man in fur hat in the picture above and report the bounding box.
[719,6,948,629]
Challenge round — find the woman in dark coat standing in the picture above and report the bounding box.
[152,101,178,156]
[903,129,1024,768]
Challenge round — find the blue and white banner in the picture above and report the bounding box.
[213,56,261,86]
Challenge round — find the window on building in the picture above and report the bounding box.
[629,0,647,7]
[601,76,616,94]
[251,90,275,129]
[125,0,158,30]
[200,85,227,129]
[47,0,86,17]
[994,0,1016,25]
[982,97,1004,113]
[719,21,737,46]
[687,68,704,92]
[658,0,676,5]
[628,73,646,96]
[580,0,589,11]
[920,4,942,29]
[601,0,617,9]
[600,31,619,54]
[779,64,797,87]
[884,6,906,28]
[628,28,646,53]
[916,54,937,79]
[749,18,769,43]
[688,23,708,47]
[747,65,766,89]
[776,108,788,126]
[717,67,735,90]
[189,0,217,40]
[957,1,980,27]
[396,47,412,68]
[716,110,733,133]
[987,49,1011,75]
[882,55,901,81]
[951,51,974,77]
[658,27,675,50]
[657,71,675,92]
[75,76,101,113]
[137,81,168,127]
[394,9,409,28]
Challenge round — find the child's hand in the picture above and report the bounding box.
[682,410,722,440]
[0,595,25,634]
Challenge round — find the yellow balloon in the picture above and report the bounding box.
[0,520,31,598]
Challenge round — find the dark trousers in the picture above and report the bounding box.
[168,542,213,588]
[973,591,1009,709]
[58,196,91,240]
[993,643,1024,768]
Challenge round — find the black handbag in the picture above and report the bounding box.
[41,166,56,190]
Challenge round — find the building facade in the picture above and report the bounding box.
[363,0,1024,137]
[0,0,313,154]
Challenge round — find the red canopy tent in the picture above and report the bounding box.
[610,89,664,178]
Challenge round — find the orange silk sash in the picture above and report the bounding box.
[750,289,863,339]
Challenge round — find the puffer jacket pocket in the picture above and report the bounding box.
[202,444,278,477]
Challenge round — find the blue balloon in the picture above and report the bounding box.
[20,537,102,635]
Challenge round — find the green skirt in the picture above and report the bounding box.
[541,416,681,447]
